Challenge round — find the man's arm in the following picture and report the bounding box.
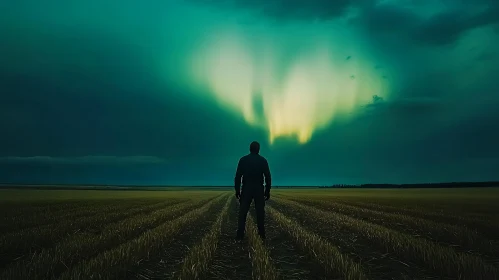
[234,158,243,194]
[263,159,272,194]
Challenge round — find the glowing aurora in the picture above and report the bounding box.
[188,24,390,144]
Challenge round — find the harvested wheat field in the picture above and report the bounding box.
[0,188,498,280]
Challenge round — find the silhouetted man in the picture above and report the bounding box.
[234,141,271,240]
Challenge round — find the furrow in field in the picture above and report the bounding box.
[332,197,499,222]
[176,196,231,280]
[0,198,218,280]
[274,193,499,220]
[0,199,188,269]
[246,215,279,280]
[205,198,252,280]
[270,199,432,279]
[0,200,89,217]
[275,198,499,280]
[125,196,228,279]
[338,198,499,219]
[0,199,156,233]
[56,195,227,280]
[334,199,499,240]
[287,198,499,259]
[267,206,362,280]
[0,201,96,231]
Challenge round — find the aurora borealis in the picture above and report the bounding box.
[0,0,498,185]
[188,23,389,143]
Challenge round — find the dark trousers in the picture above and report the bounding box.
[237,188,265,237]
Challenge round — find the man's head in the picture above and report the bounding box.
[249,141,260,154]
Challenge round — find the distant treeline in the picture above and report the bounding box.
[0,182,498,190]
[317,181,499,188]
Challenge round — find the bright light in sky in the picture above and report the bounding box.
[2,0,499,185]
[188,23,390,144]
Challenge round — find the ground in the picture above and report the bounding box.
[0,187,498,280]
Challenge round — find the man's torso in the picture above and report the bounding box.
[239,153,267,190]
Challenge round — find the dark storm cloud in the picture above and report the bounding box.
[199,0,499,46]
[192,0,359,20]
[358,1,499,46]
[359,4,418,33]
[413,7,499,45]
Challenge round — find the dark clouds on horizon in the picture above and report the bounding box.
[0,0,498,185]
[194,0,499,45]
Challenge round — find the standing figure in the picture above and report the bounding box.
[234,141,271,240]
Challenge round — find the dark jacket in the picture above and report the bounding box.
[234,152,271,194]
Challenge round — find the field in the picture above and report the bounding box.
[0,188,498,280]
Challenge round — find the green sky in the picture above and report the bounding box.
[0,0,498,185]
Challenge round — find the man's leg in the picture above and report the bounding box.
[236,193,251,239]
[254,193,266,239]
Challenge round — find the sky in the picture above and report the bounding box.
[0,0,498,185]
